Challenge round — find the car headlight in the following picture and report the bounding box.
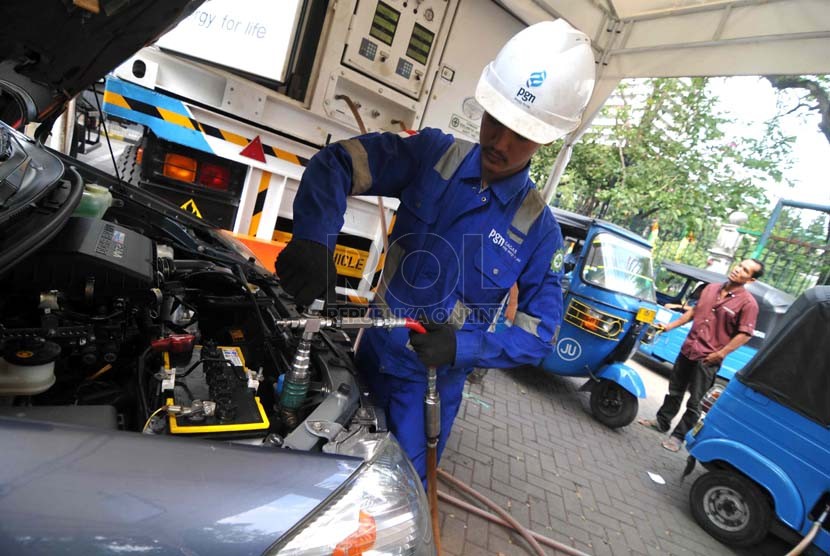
[266,436,435,555]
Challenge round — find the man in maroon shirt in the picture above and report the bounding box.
[639,258,764,452]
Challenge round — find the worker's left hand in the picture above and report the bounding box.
[409,322,457,368]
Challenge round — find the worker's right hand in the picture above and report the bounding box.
[409,322,457,368]
[275,239,336,308]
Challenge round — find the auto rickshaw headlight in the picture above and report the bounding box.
[565,299,625,339]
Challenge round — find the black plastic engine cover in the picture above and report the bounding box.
[12,216,154,295]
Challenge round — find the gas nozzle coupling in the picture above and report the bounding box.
[277,304,424,414]
[274,315,424,332]
[279,300,324,411]
[424,368,441,447]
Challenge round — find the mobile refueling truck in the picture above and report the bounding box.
[100,0,529,303]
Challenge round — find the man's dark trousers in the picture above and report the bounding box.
[656,353,718,440]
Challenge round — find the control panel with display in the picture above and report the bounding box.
[342,0,450,99]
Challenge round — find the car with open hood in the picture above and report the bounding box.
[0,2,434,554]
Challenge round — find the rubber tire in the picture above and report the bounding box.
[589,379,638,428]
[689,470,772,548]
[116,144,142,186]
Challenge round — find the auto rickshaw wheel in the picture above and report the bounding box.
[689,470,772,548]
[589,379,638,428]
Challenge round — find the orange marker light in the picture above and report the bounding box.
[332,511,377,556]
[163,153,197,183]
[582,315,600,331]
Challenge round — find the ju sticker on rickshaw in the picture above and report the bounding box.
[635,307,656,323]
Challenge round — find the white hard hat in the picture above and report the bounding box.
[475,19,596,144]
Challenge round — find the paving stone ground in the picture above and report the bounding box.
[435,359,795,556]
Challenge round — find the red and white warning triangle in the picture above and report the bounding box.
[240,135,266,163]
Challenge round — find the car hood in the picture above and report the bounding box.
[0,417,362,555]
[0,0,203,126]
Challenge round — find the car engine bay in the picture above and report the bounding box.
[0,122,386,454]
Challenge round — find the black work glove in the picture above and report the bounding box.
[275,239,336,308]
[409,322,457,368]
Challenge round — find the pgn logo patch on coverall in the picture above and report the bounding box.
[489,228,520,261]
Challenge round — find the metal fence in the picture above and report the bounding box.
[649,217,829,297]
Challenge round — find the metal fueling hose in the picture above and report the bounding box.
[405,320,442,555]
[426,363,441,556]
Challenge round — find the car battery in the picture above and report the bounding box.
[163,344,269,438]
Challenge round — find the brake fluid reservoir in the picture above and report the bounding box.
[73,183,113,219]
[0,338,60,395]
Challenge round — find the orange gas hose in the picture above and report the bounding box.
[786,504,829,556]
[437,489,592,556]
[438,468,549,556]
[335,93,390,354]
[428,446,441,555]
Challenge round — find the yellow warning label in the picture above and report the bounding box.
[180,199,203,218]
[272,230,369,279]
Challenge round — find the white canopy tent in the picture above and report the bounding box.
[496,0,830,201]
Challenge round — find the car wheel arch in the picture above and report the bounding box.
[691,439,805,530]
[690,468,774,547]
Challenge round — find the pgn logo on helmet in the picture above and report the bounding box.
[525,71,547,88]
[516,70,546,104]
[515,87,536,104]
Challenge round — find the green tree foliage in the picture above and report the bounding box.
[766,75,830,144]
[530,78,794,241]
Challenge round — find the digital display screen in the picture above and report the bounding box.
[370,1,400,46]
[406,23,435,65]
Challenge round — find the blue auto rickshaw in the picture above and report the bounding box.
[683,286,830,553]
[537,208,657,428]
[639,261,795,382]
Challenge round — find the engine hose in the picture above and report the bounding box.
[136,346,153,420]
[438,468,562,556]
[174,260,218,271]
[437,490,591,556]
[786,504,829,556]
[427,446,441,555]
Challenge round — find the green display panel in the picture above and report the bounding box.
[370,1,400,46]
[406,23,435,65]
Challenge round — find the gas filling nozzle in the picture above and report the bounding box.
[277,302,423,412]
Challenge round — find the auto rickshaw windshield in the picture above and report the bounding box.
[582,233,657,302]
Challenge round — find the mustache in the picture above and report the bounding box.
[483,147,506,163]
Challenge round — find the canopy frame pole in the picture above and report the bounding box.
[611,30,830,56]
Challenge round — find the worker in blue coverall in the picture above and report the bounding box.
[276,20,596,483]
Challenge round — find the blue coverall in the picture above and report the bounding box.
[291,128,565,481]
